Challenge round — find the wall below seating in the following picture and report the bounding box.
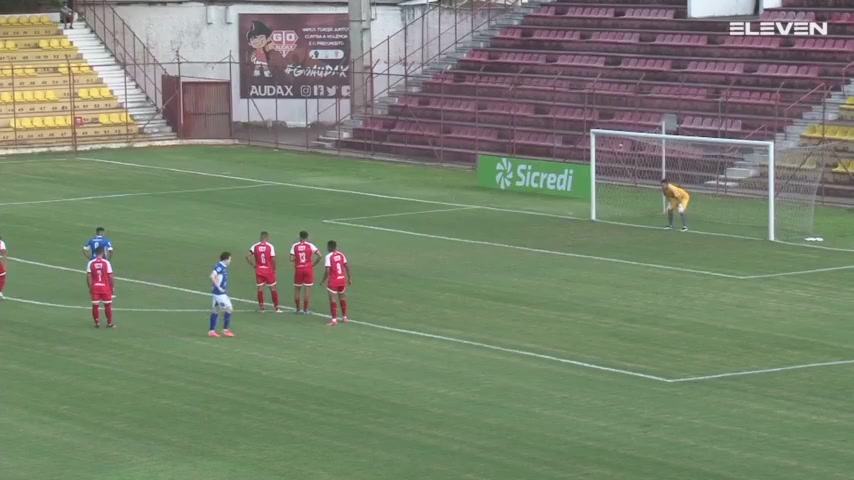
[113,2,487,125]
[688,0,757,18]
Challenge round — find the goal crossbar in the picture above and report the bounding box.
[590,129,777,241]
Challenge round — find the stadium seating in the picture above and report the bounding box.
[0,13,147,147]
[340,0,853,197]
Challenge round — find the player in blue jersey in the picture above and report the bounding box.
[82,227,115,296]
[209,252,235,338]
[82,227,114,260]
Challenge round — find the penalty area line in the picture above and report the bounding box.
[739,265,854,279]
[670,359,854,383]
[0,184,273,207]
[323,220,742,279]
[325,206,480,222]
[9,256,669,383]
[5,296,254,312]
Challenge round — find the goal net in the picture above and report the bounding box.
[590,129,832,242]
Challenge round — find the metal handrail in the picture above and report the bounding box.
[76,0,169,112]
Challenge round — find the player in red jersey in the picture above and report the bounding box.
[290,230,322,314]
[0,235,7,300]
[246,231,281,313]
[320,240,351,326]
[86,246,115,328]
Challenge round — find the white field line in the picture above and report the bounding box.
[739,265,854,279]
[0,184,272,207]
[670,359,854,383]
[326,206,480,222]
[77,156,584,221]
[76,156,854,279]
[11,257,854,383]
[9,256,669,383]
[775,239,854,254]
[323,220,743,279]
[596,219,765,242]
[5,296,253,313]
[0,157,80,165]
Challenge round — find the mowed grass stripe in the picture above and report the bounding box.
[0,146,852,480]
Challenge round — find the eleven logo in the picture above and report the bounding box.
[495,157,513,189]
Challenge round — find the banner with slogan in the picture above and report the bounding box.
[477,155,591,199]
[239,13,350,99]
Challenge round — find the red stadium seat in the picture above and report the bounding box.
[761,10,815,21]
[625,8,675,19]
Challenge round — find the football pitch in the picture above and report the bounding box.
[1,145,853,480]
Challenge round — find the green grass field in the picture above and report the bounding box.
[1,146,854,480]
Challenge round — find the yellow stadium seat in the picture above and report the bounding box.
[39,39,50,49]
[99,113,111,125]
[22,91,35,102]
[79,88,91,99]
[44,117,56,127]
[804,125,818,137]
[829,126,847,140]
[0,40,5,50]
[19,15,30,25]
[0,92,11,103]
[120,112,132,124]
[8,16,19,25]
[32,117,45,128]
[70,65,81,74]
[13,92,23,102]
[833,160,853,173]
[21,118,33,129]
[46,90,58,101]
[40,15,51,24]
[80,65,93,74]
[25,67,37,76]
[34,91,46,102]
[58,65,69,76]
[15,119,23,129]
[8,119,15,129]
[56,116,68,127]
[90,88,102,99]
[60,39,72,49]
[109,113,121,124]
[0,16,8,25]
[5,40,17,51]
[100,87,112,98]
[49,39,60,49]
[12,66,24,77]
[0,67,9,77]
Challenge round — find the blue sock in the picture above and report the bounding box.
[209,312,218,331]
[224,312,232,330]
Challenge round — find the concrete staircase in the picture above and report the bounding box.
[64,21,175,140]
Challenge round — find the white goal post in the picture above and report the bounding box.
[590,129,829,242]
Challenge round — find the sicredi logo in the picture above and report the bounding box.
[495,158,514,189]
[729,21,828,36]
[496,158,575,192]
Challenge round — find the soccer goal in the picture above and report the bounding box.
[589,129,831,242]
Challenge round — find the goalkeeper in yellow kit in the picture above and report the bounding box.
[660,179,689,231]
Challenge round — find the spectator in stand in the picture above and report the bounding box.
[61,0,75,30]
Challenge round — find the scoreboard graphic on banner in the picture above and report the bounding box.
[239,13,350,99]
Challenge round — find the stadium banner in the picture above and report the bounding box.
[477,155,591,199]
[239,14,350,99]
